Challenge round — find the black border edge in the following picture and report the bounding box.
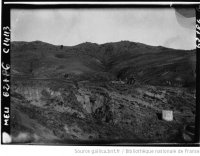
[1,2,11,144]
[195,5,200,146]
[2,0,200,2]
[1,1,200,147]
[3,4,200,9]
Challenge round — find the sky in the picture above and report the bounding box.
[11,8,196,50]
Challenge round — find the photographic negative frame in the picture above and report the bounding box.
[1,0,200,146]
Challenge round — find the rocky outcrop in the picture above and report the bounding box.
[75,88,113,123]
[11,79,196,143]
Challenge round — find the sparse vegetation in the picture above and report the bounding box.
[10,41,196,144]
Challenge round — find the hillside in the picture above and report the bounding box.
[10,41,196,144]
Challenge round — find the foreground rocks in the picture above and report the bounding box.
[10,78,196,144]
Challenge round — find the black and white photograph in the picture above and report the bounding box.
[1,1,199,146]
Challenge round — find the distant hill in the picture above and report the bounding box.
[11,40,196,87]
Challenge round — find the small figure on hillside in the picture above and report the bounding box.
[166,80,171,86]
[64,73,69,78]
[127,75,136,85]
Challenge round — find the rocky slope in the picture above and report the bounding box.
[10,41,196,144]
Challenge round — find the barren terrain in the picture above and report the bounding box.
[10,41,196,144]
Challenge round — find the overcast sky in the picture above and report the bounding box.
[11,8,195,50]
